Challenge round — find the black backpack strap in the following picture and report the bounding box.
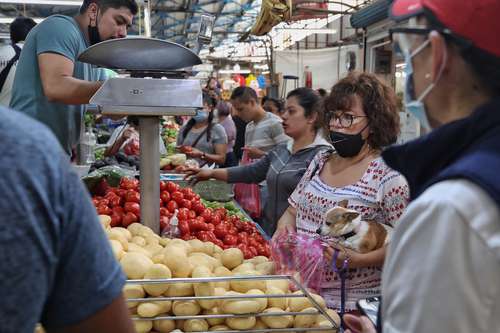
[0,44,22,92]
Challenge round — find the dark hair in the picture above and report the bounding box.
[10,16,36,43]
[181,92,215,143]
[217,101,232,117]
[230,86,258,103]
[324,72,400,150]
[80,0,138,15]
[287,88,322,130]
[423,10,500,96]
[206,77,218,89]
[261,96,269,106]
[317,88,327,98]
[264,98,284,114]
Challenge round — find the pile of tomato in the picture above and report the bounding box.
[91,178,270,259]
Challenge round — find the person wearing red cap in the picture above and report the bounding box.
[344,0,500,333]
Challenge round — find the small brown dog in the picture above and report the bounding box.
[317,200,392,253]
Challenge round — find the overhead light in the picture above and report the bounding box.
[275,28,337,34]
[233,63,241,71]
[0,0,82,5]
[219,69,251,74]
[0,17,44,24]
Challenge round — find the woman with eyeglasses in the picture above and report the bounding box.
[274,72,409,313]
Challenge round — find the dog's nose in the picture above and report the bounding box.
[316,228,322,234]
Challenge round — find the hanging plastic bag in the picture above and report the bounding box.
[233,151,261,219]
[271,229,325,292]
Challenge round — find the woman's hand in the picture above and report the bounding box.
[184,168,213,186]
[184,147,204,158]
[344,315,377,333]
[324,243,364,269]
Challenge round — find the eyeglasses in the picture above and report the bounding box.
[326,111,367,128]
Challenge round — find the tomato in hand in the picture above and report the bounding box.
[125,190,140,203]
[124,202,140,216]
[122,212,138,227]
[166,200,178,213]
[171,191,184,204]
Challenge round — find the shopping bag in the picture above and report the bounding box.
[271,229,325,292]
[233,151,261,219]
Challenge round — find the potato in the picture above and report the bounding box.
[168,239,192,253]
[107,229,129,251]
[153,320,176,333]
[187,239,205,253]
[213,266,232,289]
[166,282,194,297]
[112,226,132,241]
[184,319,209,332]
[221,291,261,314]
[152,253,166,264]
[144,243,164,257]
[123,284,145,308]
[294,307,319,328]
[266,279,290,293]
[213,287,227,307]
[145,233,161,245]
[226,317,256,330]
[109,239,125,260]
[266,286,287,310]
[202,241,215,256]
[188,254,213,271]
[246,289,267,311]
[134,320,153,333]
[310,316,339,333]
[159,237,170,247]
[137,301,172,318]
[136,226,156,239]
[261,308,293,328]
[163,246,192,277]
[289,291,326,312]
[175,320,185,330]
[322,309,341,325]
[221,248,243,269]
[204,307,225,326]
[143,264,172,296]
[212,252,221,260]
[128,243,153,258]
[120,252,153,279]
[209,324,230,331]
[213,244,223,254]
[190,252,221,270]
[230,271,266,293]
[191,266,215,310]
[172,300,201,316]
[253,319,268,329]
[127,223,145,235]
[132,236,147,247]
[256,262,275,275]
[99,215,111,229]
[232,263,255,274]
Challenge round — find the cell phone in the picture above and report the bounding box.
[356,296,381,328]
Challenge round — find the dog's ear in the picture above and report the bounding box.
[338,200,348,208]
[344,212,359,221]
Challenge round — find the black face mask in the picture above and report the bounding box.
[329,124,369,158]
[88,10,101,45]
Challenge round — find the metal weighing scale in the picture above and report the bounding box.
[78,37,206,234]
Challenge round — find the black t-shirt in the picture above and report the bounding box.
[233,115,247,161]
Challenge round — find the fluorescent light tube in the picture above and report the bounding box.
[0,0,82,5]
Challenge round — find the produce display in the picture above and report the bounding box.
[99,217,341,333]
[91,179,270,259]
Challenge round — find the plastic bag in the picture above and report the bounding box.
[233,151,261,219]
[271,229,325,292]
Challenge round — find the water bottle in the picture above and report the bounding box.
[81,128,97,165]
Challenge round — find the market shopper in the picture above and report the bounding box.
[177,93,228,166]
[263,97,284,118]
[344,1,500,332]
[0,107,134,332]
[217,100,238,167]
[275,72,409,311]
[9,0,138,155]
[185,88,331,236]
[0,16,37,106]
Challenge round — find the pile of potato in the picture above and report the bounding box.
[100,216,340,333]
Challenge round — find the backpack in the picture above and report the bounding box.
[0,44,21,93]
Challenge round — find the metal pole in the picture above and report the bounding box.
[139,116,160,234]
[144,0,152,38]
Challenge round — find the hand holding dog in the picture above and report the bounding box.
[324,243,364,269]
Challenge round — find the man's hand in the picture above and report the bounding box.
[122,127,135,140]
[184,168,213,186]
[344,315,377,333]
[242,146,265,159]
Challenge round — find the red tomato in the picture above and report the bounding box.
[110,213,122,227]
[188,210,197,219]
[97,205,112,215]
[165,181,179,193]
[160,181,167,192]
[223,234,238,246]
[160,216,169,231]
[234,219,246,231]
[211,214,222,226]
[197,231,212,242]
[192,202,205,215]
[179,220,190,235]
[117,189,128,199]
[248,246,258,258]
[201,209,213,223]
[99,198,110,207]
[227,226,238,236]
[109,195,122,207]
[206,231,217,242]
[206,223,215,232]
[238,232,249,245]
[256,243,268,257]
[112,206,124,215]
[120,178,139,190]
[171,191,184,204]
[122,212,138,227]
[214,208,227,219]
[166,200,178,213]
[92,198,100,206]
[181,199,192,210]
[124,202,140,216]
[182,234,196,241]
[160,191,171,205]
[181,188,195,200]
[214,223,229,239]
[104,191,118,201]
[160,207,169,216]
[213,239,224,248]
[125,190,140,203]
[248,237,261,249]
[177,208,190,221]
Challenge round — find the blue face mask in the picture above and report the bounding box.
[193,110,209,123]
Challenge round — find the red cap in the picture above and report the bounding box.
[390,0,500,58]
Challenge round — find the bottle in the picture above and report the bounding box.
[81,128,97,165]
[162,209,180,238]
[304,66,312,88]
